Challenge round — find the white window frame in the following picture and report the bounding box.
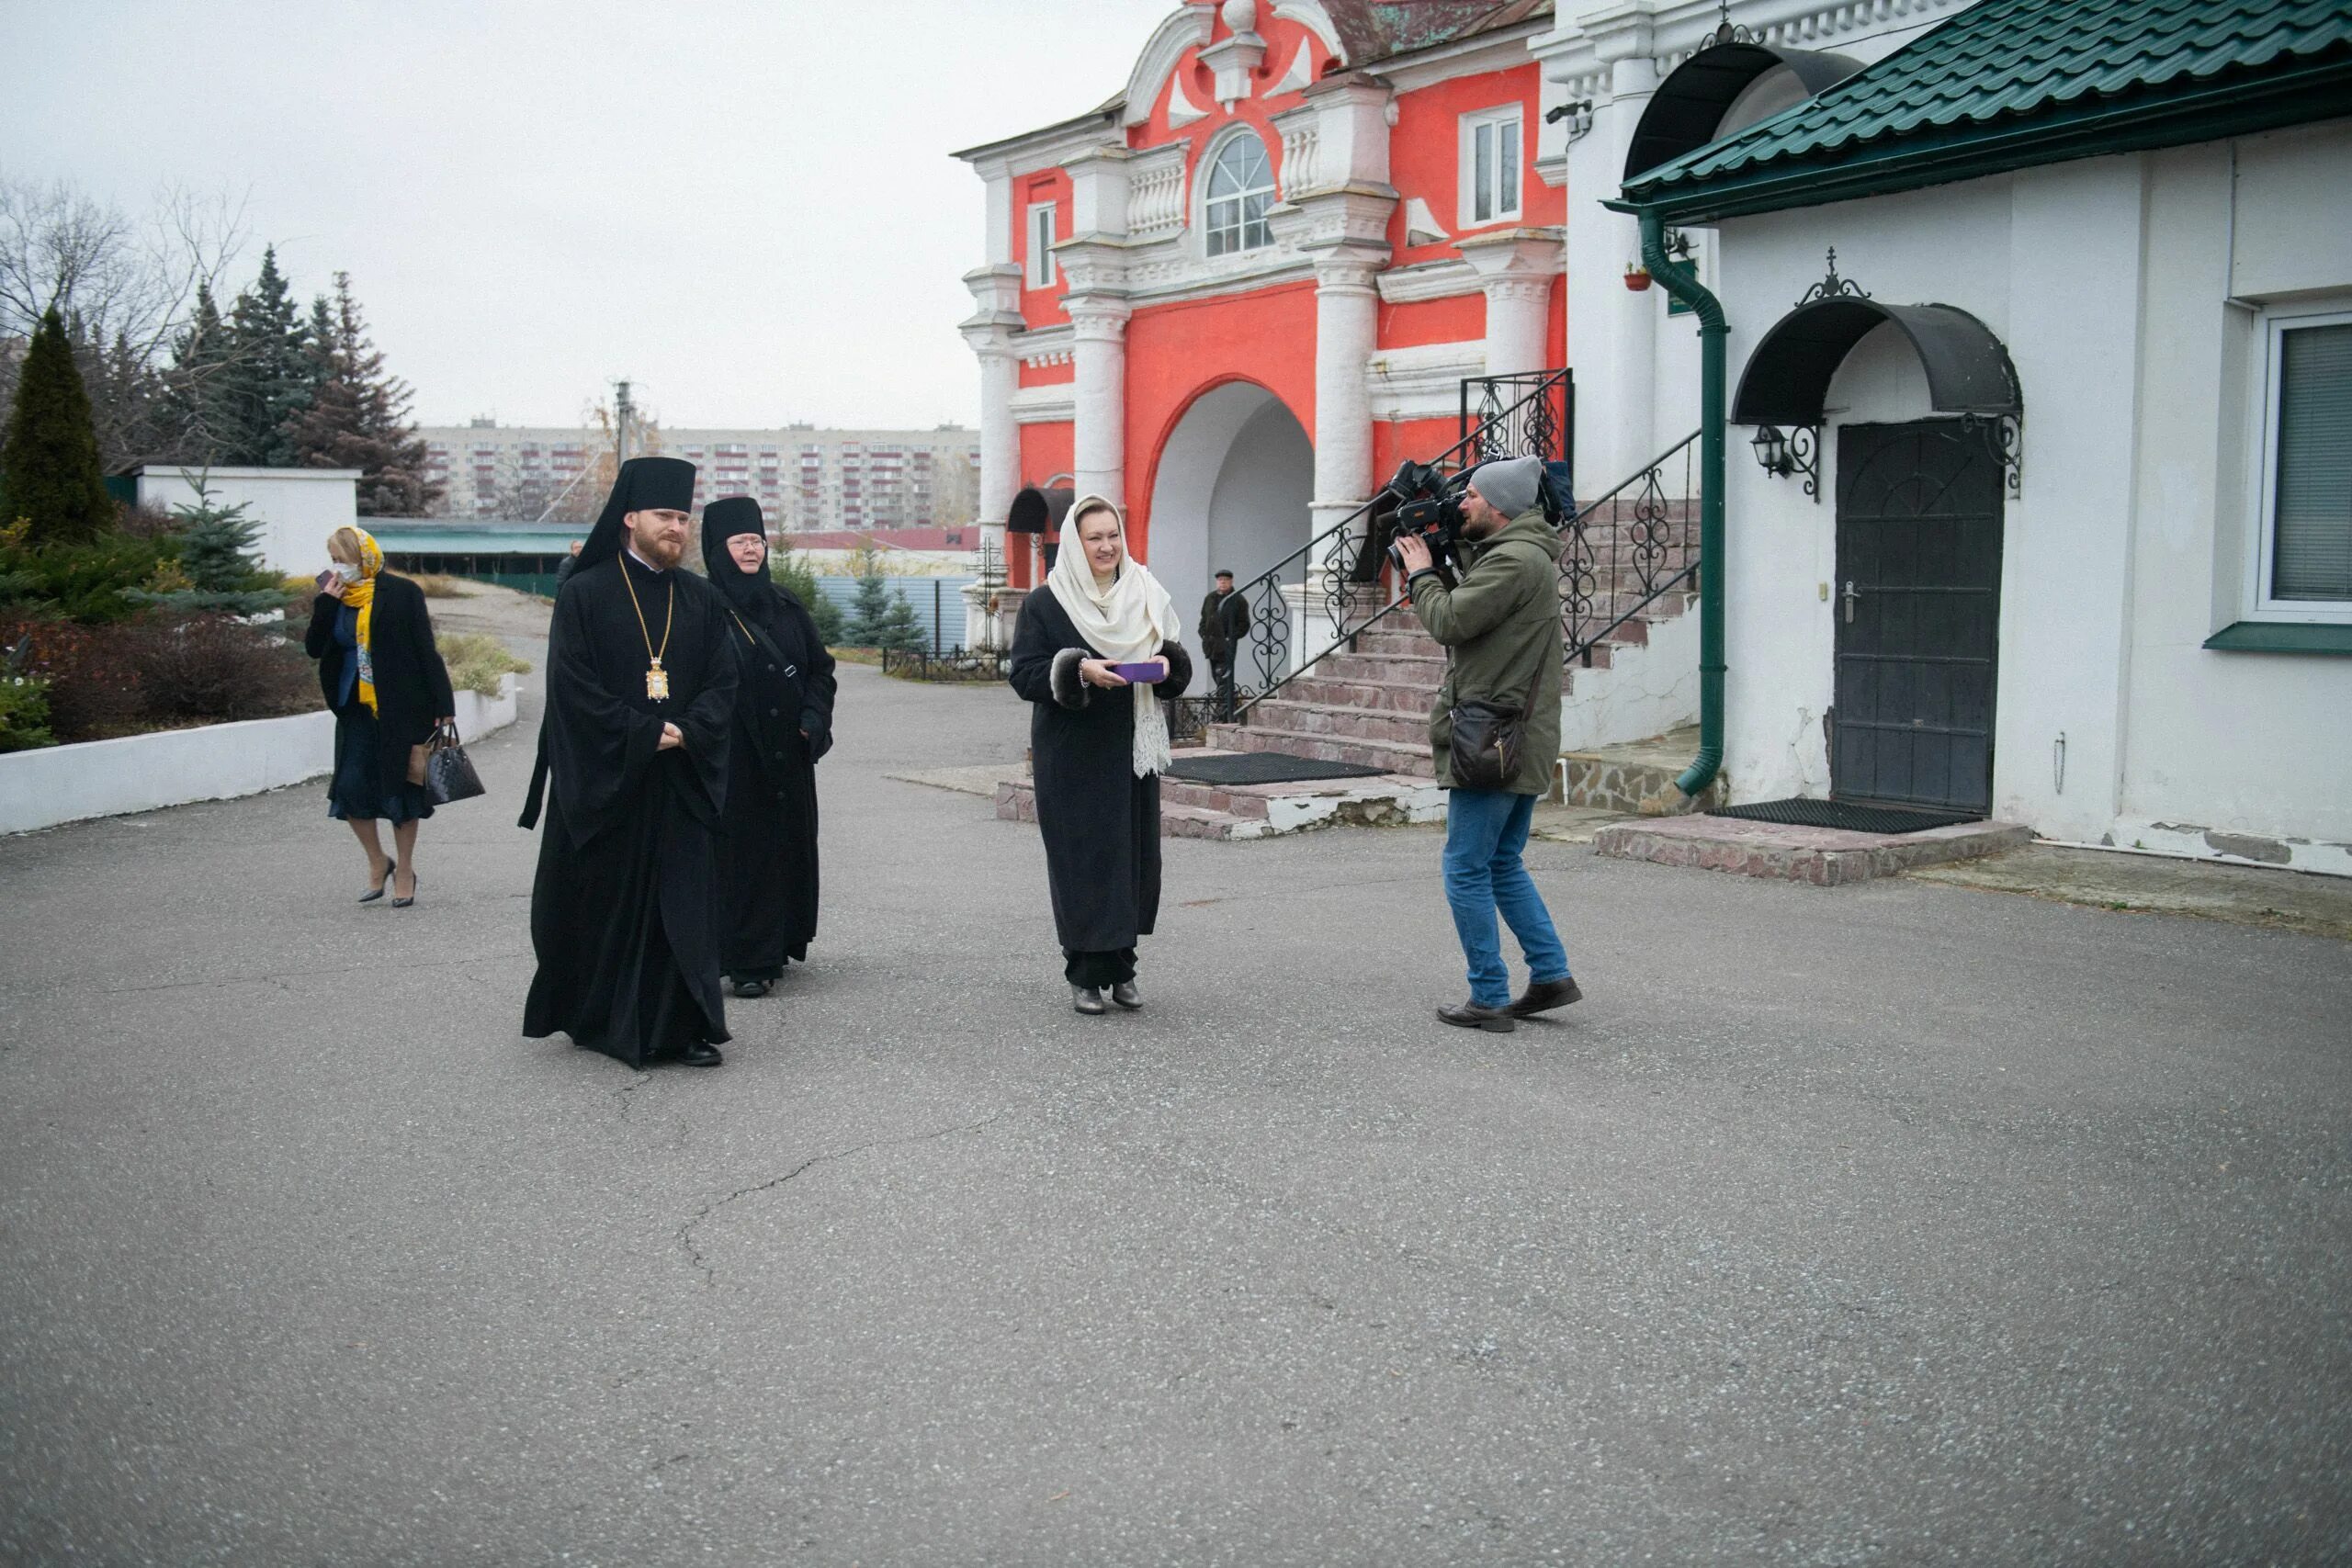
[1200,128,1276,260]
[1026,201,1057,289]
[2243,302,2352,623]
[1459,104,1524,230]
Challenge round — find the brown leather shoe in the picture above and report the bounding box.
[1508,976,1584,1017]
[1437,1000,1517,1033]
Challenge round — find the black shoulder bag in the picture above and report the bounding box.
[1447,698,1526,791]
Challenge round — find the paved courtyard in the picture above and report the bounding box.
[2,624,2347,1565]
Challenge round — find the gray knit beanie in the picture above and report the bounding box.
[1467,455,1544,519]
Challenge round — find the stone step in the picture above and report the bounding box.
[1317,650,1444,683]
[1557,726,1724,816]
[997,761,1444,837]
[1248,698,1430,747]
[1157,776,1272,818]
[995,777,1272,840]
[1160,800,1272,840]
[1207,720,1436,778]
[1595,815,2032,886]
[1282,675,1438,713]
[1352,629,1444,660]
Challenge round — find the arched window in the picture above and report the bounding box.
[1204,132,1274,257]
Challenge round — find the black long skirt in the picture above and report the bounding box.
[327,705,434,824]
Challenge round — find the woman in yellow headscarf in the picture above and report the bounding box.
[303,525,457,906]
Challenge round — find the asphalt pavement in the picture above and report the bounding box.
[2,615,2346,1566]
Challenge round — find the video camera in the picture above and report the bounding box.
[1381,459,1473,572]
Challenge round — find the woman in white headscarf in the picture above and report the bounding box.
[1008,495,1194,1015]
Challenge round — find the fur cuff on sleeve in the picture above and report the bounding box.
[1049,646,1090,709]
[1159,641,1193,698]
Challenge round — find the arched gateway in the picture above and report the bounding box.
[1145,383,1313,615]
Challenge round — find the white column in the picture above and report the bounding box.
[1482,276,1553,379]
[1309,254,1381,522]
[1069,298,1130,507]
[972,342,1019,525]
[959,261,1023,527]
[1460,226,1566,384]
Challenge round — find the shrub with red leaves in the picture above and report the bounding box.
[0,615,142,740]
[123,615,315,724]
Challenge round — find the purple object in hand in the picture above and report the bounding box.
[1108,660,1166,683]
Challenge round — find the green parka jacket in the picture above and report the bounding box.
[1407,507,1564,795]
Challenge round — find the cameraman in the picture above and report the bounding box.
[1392,456,1579,1033]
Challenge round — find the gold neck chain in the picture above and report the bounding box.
[617,554,675,699]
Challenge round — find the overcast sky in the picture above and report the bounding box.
[0,0,1173,431]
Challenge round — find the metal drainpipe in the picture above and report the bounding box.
[1639,210,1726,799]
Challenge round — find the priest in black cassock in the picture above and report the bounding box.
[1008,495,1193,1016]
[700,497,838,998]
[520,457,740,1068]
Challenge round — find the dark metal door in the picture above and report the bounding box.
[1832,420,2003,814]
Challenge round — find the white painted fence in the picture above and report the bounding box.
[0,675,521,837]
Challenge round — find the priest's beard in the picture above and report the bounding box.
[626,513,688,569]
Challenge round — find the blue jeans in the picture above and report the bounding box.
[1442,789,1570,1010]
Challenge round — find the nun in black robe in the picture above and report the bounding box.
[1007,495,1192,1013]
[700,497,838,997]
[519,457,741,1068]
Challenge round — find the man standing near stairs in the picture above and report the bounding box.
[1198,570,1249,716]
[1393,456,1581,1034]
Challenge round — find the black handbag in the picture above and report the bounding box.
[424,718,486,806]
[1447,699,1526,791]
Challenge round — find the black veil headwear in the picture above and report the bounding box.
[701,496,772,616]
[577,457,698,574]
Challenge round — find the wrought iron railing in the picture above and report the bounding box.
[1462,369,1575,472]
[1223,367,1574,721]
[879,645,1012,682]
[1559,430,1701,665]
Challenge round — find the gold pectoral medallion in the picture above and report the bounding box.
[646,659,670,701]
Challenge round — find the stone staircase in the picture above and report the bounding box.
[1202,553,1703,786]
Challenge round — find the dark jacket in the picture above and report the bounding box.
[1407,508,1564,795]
[304,572,458,794]
[1198,588,1249,654]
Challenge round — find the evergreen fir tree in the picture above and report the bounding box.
[291,274,438,515]
[0,307,115,546]
[876,588,927,653]
[129,483,283,615]
[217,246,312,467]
[845,565,893,645]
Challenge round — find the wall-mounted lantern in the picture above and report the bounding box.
[1749,423,1820,501]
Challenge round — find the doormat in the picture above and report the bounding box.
[1166,752,1390,786]
[1710,798,1983,834]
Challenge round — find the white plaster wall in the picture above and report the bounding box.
[2115,132,2352,852]
[0,674,519,837]
[1986,159,2144,840]
[134,467,360,574]
[1558,596,1702,752]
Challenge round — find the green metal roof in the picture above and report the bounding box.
[1619,0,2352,223]
[368,522,581,554]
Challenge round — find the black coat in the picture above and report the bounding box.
[1008,590,1193,953]
[716,586,838,978]
[303,573,457,799]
